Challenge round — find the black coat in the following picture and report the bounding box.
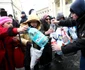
[20,15,27,24]
[59,16,85,58]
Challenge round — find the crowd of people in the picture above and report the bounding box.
[0,0,85,70]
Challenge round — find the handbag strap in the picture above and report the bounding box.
[18,33,25,53]
[3,40,12,70]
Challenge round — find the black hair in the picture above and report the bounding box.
[29,9,34,15]
[0,8,7,16]
[8,14,13,17]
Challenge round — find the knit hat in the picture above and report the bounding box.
[21,11,25,14]
[56,13,64,20]
[8,14,13,17]
[0,16,12,25]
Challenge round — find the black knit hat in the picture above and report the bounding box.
[0,8,7,16]
[56,13,65,20]
[21,11,25,14]
[8,14,13,17]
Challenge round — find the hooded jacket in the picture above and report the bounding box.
[41,15,52,31]
[21,14,52,70]
[20,14,42,46]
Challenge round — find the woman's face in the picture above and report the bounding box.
[2,22,13,28]
[30,21,38,28]
[45,16,51,24]
[71,13,78,20]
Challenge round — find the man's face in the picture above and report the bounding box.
[71,13,78,20]
[21,14,25,17]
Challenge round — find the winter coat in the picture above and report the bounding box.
[58,0,85,58]
[12,19,20,28]
[20,15,27,24]
[41,15,52,32]
[20,14,52,70]
[50,17,79,70]
[0,26,19,70]
[20,14,42,46]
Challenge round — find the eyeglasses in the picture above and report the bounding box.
[45,18,51,20]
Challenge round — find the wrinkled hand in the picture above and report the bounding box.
[52,43,61,51]
[45,28,54,35]
[17,25,28,33]
[51,19,59,24]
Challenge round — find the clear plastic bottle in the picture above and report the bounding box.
[50,23,56,31]
[27,27,49,48]
[50,23,57,38]
[51,38,63,55]
[68,27,77,40]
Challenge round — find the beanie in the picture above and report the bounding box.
[0,16,12,25]
[57,13,64,20]
[21,11,25,14]
[8,14,13,17]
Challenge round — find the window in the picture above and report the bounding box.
[55,0,60,7]
[65,0,72,4]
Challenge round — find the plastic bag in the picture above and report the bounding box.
[30,46,44,70]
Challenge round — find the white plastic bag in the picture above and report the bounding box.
[30,46,44,70]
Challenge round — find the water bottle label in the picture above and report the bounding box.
[62,36,70,45]
[28,28,48,48]
[33,31,48,48]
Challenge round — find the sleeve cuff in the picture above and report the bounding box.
[55,50,63,55]
[13,28,18,34]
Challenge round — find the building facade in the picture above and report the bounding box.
[0,0,22,20]
[36,0,75,18]
[36,7,51,18]
[49,0,75,17]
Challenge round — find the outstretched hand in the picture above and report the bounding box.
[51,19,59,24]
[45,28,54,35]
[52,43,61,51]
[17,25,28,33]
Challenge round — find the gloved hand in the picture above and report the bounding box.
[30,46,44,70]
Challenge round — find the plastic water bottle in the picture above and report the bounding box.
[50,23,56,31]
[68,27,77,40]
[27,27,49,48]
[51,38,63,55]
[50,23,57,38]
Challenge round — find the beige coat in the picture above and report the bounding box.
[20,14,42,46]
